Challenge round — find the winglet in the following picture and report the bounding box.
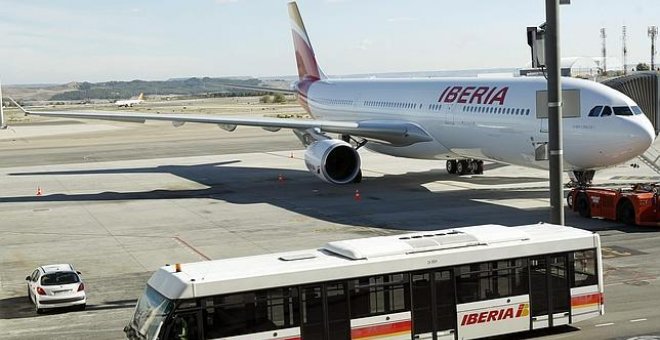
[288,2,325,81]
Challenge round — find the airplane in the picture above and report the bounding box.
[115,93,144,107]
[10,2,656,187]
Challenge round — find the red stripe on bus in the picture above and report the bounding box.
[571,292,602,307]
[351,319,412,339]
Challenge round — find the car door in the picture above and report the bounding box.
[28,269,39,301]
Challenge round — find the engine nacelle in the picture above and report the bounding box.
[304,139,361,184]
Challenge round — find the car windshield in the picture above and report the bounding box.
[41,272,79,286]
[128,285,173,340]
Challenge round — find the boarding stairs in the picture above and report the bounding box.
[639,142,660,176]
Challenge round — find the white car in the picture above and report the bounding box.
[26,264,86,314]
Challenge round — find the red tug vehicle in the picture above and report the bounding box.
[567,183,660,226]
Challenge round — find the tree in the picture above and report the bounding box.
[636,63,651,71]
[273,93,286,103]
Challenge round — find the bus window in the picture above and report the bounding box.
[588,106,603,117]
[456,259,528,304]
[127,286,174,340]
[301,286,324,339]
[572,250,598,287]
[203,287,299,338]
[349,273,409,318]
[601,106,612,117]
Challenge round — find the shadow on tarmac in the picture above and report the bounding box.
[0,295,137,320]
[2,161,652,232]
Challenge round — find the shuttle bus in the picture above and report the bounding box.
[124,223,603,340]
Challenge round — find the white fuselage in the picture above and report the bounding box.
[301,76,656,171]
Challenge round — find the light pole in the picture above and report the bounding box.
[649,26,658,70]
[546,0,565,225]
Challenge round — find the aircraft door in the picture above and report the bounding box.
[442,104,454,125]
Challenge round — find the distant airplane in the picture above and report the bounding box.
[11,2,656,186]
[115,93,144,107]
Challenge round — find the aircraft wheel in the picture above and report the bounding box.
[617,200,636,226]
[474,161,484,175]
[576,193,591,218]
[446,160,457,174]
[457,160,468,175]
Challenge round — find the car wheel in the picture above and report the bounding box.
[27,287,32,303]
[78,304,86,311]
[566,192,574,209]
[36,306,44,314]
[576,193,591,218]
[618,200,636,225]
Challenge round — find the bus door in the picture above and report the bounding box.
[164,310,202,340]
[529,254,570,330]
[412,269,456,340]
[301,282,350,340]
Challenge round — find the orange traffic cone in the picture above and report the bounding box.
[354,189,361,201]
[36,187,43,196]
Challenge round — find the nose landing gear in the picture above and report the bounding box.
[569,170,595,188]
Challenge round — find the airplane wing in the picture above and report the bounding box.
[10,100,432,147]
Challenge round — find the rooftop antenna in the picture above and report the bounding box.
[622,26,628,75]
[649,25,658,70]
[600,28,607,75]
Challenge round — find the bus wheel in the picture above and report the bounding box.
[617,200,636,225]
[576,193,591,218]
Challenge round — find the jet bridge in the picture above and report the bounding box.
[602,72,660,175]
[601,72,660,134]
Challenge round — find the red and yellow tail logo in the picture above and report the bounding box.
[288,2,324,81]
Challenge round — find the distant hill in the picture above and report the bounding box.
[3,77,292,102]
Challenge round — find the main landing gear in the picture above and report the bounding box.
[446,159,484,176]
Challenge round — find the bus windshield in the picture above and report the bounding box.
[126,285,173,340]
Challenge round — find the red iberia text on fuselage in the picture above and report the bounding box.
[460,303,529,326]
[438,86,509,105]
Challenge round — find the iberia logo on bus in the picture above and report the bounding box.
[461,303,530,326]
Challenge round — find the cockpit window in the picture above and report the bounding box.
[588,106,603,117]
[601,106,612,117]
[631,106,643,115]
[613,106,634,116]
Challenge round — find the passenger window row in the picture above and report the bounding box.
[315,98,353,106]
[365,101,419,109]
[462,105,531,116]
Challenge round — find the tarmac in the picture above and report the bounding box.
[0,116,659,339]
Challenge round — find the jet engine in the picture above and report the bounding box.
[304,139,361,184]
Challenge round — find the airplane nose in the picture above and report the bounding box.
[629,118,656,154]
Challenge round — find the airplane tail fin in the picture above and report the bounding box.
[288,2,325,81]
[0,79,5,128]
[138,93,144,101]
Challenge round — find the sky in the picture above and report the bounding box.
[1,0,659,84]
